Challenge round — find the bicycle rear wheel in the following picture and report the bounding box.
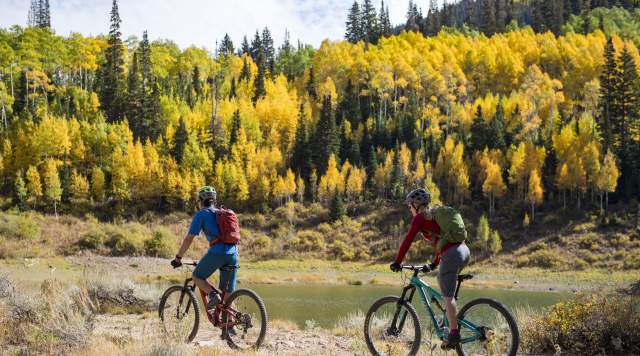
[456,298,519,356]
[158,285,200,342]
[364,296,422,356]
[222,288,267,350]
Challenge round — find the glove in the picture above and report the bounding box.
[390,262,401,272]
[170,257,182,269]
[428,262,438,271]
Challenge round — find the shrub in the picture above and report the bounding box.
[105,226,147,256]
[573,258,588,270]
[330,240,355,261]
[0,213,40,240]
[289,231,325,252]
[79,228,107,250]
[520,293,640,354]
[254,235,272,250]
[144,228,178,258]
[520,250,563,268]
[623,251,640,270]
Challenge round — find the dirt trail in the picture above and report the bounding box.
[93,314,365,355]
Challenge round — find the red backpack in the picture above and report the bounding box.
[210,207,241,246]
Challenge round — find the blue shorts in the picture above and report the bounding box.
[192,250,239,293]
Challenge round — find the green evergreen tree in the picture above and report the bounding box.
[329,192,347,221]
[172,117,188,164]
[599,37,617,154]
[250,31,261,60]
[480,0,497,36]
[488,100,507,151]
[218,33,234,57]
[127,51,143,137]
[241,35,250,55]
[406,0,421,33]
[229,109,241,147]
[13,71,27,114]
[291,104,312,180]
[346,1,363,43]
[470,105,489,152]
[229,77,237,98]
[261,27,275,73]
[616,45,639,196]
[253,49,267,103]
[307,66,317,100]
[239,57,251,81]
[97,0,126,123]
[192,65,203,102]
[361,0,380,44]
[313,95,339,174]
[379,1,393,38]
[390,141,404,198]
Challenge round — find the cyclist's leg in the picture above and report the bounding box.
[219,252,239,297]
[192,250,225,294]
[438,244,470,345]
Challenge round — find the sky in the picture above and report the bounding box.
[0,0,441,50]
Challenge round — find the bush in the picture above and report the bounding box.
[254,235,272,250]
[520,293,640,354]
[144,228,178,258]
[0,213,40,240]
[289,231,325,252]
[517,250,563,268]
[104,225,147,256]
[330,240,355,261]
[79,228,107,250]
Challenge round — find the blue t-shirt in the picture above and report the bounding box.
[188,207,237,254]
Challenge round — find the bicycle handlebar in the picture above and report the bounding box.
[402,264,434,273]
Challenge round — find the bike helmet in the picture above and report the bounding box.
[197,186,217,202]
[405,188,431,208]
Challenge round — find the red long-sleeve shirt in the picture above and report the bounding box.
[394,213,457,266]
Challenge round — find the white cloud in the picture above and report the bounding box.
[0,0,437,49]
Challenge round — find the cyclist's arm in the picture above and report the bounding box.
[394,214,424,264]
[176,234,196,258]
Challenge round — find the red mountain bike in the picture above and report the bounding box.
[158,261,267,350]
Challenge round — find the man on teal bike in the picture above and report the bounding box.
[390,188,470,348]
[171,186,239,311]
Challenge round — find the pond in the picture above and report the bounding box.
[242,283,572,328]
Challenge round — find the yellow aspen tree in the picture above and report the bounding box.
[25,165,43,207]
[482,160,506,217]
[43,159,62,217]
[296,174,305,203]
[111,149,131,203]
[69,169,90,202]
[596,151,619,213]
[284,169,297,202]
[318,155,343,202]
[91,166,105,203]
[272,175,287,206]
[527,170,543,222]
[346,167,365,201]
[556,163,571,209]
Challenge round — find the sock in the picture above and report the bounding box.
[450,328,459,336]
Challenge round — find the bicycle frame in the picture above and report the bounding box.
[399,275,484,344]
[180,277,241,329]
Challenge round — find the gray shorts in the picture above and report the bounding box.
[437,243,470,298]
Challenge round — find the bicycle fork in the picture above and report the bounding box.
[390,285,417,335]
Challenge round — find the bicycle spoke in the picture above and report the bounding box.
[223,290,267,350]
[366,297,421,356]
[458,301,517,355]
[159,287,199,342]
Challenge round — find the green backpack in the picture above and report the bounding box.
[431,205,467,251]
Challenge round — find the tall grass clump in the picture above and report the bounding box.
[519,293,640,354]
[0,211,41,240]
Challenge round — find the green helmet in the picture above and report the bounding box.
[197,186,217,202]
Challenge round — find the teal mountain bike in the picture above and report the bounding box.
[364,264,519,356]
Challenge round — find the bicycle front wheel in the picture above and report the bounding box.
[158,285,200,342]
[222,288,268,350]
[456,298,519,356]
[364,296,422,356]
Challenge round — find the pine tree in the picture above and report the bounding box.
[253,49,267,103]
[616,45,639,196]
[329,192,347,221]
[599,37,617,155]
[172,117,189,164]
[390,141,405,198]
[250,31,261,60]
[13,71,27,114]
[480,0,497,36]
[313,96,339,175]
[229,110,241,148]
[229,77,236,98]
[406,0,421,33]
[218,33,234,57]
[127,52,143,137]
[496,0,507,32]
[488,101,507,151]
[346,1,363,43]
[261,27,275,73]
[307,66,317,100]
[361,0,380,44]
[425,0,440,35]
[379,1,392,38]
[241,36,250,55]
[239,57,251,81]
[291,104,312,180]
[28,0,51,28]
[98,0,126,123]
[192,65,203,101]
[470,105,488,152]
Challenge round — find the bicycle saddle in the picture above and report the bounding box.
[457,274,473,282]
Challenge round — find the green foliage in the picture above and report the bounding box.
[476,215,490,250]
[329,192,347,221]
[79,228,107,250]
[290,230,325,252]
[330,240,355,261]
[143,228,178,258]
[490,229,502,255]
[564,7,640,45]
[104,224,148,256]
[517,249,564,268]
[0,212,40,240]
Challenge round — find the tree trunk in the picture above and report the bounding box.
[54,200,58,219]
[531,202,535,223]
[563,190,566,210]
